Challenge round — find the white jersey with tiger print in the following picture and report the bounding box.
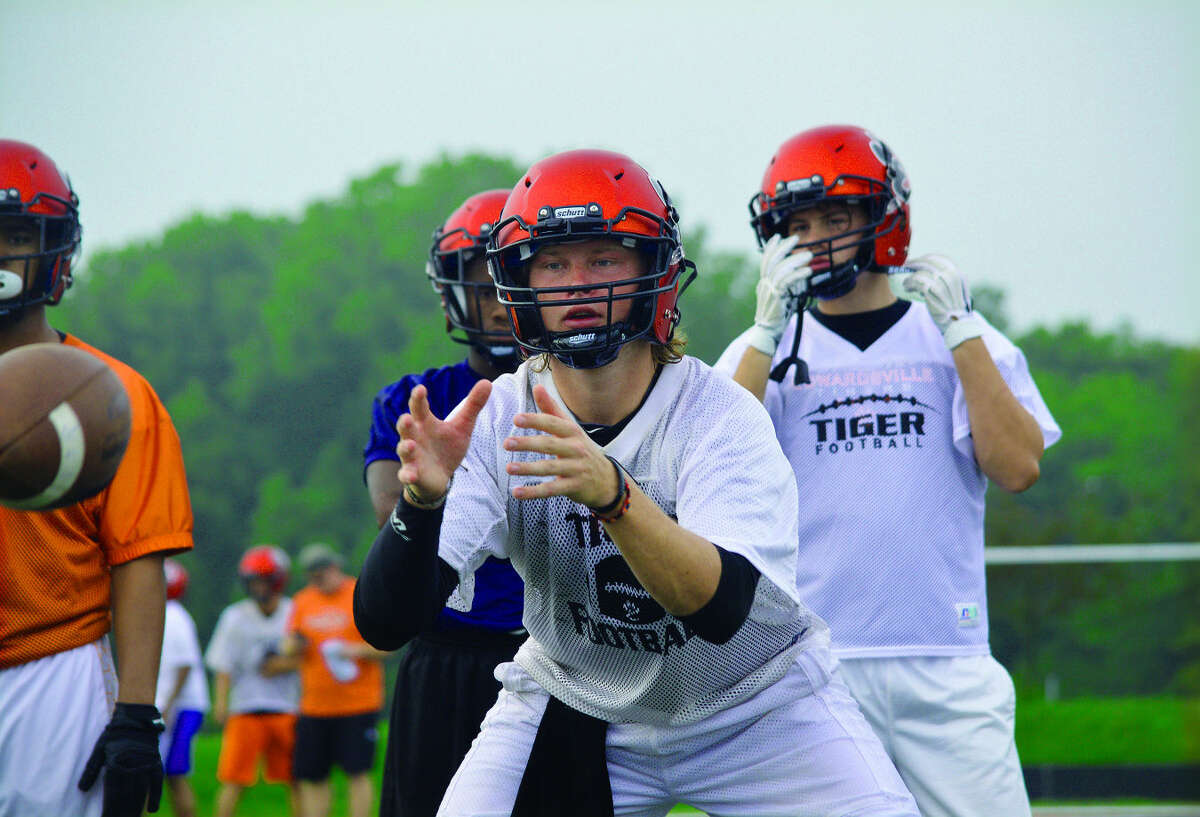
[437,354,831,726]
[716,303,1061,658]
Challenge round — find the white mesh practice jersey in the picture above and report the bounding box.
[438,355,830,726]
[204,597,300,714]
[157,599,210,713]
[715,304,1060,658]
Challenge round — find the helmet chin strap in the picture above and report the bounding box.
[772,244,879,385]
[547,322,633,369]
[813,263,863,301]
[768,293,813,385]
[811,242,876,300]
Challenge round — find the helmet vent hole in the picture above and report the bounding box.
[524,177,532,188]
[614,170,624,180]
[834,144,845,153]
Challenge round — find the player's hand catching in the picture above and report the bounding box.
[745,233,814,356]
[503,385,621,509]
[902,254,986,349]
[395,380,492,505]
[78,703,166,817]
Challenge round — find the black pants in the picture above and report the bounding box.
[379,628,525,817]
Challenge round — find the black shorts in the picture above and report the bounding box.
[292,711,380,781]
[380,627,525,817]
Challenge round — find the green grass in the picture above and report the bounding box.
[153,697,1200,815]
[159,727,366,816]
[157,728,698,816]
[1015,696,1200,765]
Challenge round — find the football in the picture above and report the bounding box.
[0,342,132,510]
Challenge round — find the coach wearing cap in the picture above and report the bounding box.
[279,543,391,817]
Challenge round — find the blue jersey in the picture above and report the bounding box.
[365,359,525,633]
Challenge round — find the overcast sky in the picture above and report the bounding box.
[3,1,1196,344]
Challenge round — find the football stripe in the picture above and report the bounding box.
[5,403,85,510]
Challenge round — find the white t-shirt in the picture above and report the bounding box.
[715,304,1060,658]
[438,355,830,726]
[156,599,209,714]
[204,597,299,714]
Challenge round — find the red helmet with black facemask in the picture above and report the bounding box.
[486,150,695,369]
[0,140,81,317]
[427,189,518,370]
[749,125,911,299]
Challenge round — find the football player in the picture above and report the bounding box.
[156,559,209,817]
[205,545,300,817]
[0,139,194,817]
[717,124,1062,817]
[355,190,525,817]
[356,149,919,815]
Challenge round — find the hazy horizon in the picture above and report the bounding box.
[4,0,1196,343]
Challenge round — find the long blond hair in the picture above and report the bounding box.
[653,329,688,364]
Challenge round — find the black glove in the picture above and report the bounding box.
[77,702,166,816]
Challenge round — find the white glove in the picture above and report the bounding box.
[900,254,986,349]
[745,234,814,356]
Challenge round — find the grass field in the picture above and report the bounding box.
[155,730,705,816]
[150,696,1199,816]
[1016,697,1200,765]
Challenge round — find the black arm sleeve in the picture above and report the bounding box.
[677,546,760,645]
[353,499,459,651]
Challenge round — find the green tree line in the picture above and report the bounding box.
[53,154,1199,700]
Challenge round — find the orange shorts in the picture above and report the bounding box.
[216,712,297,786]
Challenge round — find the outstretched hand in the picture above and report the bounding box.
[395,379,492,503]
[503,385,621,509]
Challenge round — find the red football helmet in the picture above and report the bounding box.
[487,149,695,369]
[0,140,81,316]
[164,558,189,600]
[426,190,517,368]
[749,125,911,298]
[238,544,291,594]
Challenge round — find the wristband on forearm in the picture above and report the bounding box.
[744,324,782,356]
[943,313,986,350]
[589,456,632,523]
[403,476,452,510]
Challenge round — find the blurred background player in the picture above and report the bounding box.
[279,543,388,817]
[205,545,301,817]
[356,149,918,815]
[0,139,194,817]
[355,189,525,817]
[717,124,1062,817]
[156,559,209,817]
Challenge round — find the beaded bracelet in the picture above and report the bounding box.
[403,477,451,510]
[590,456,632,523]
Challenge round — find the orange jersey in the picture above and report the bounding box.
[287,577,383,717]
[0,334,193,668]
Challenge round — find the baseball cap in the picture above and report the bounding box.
[298,542,343,572]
